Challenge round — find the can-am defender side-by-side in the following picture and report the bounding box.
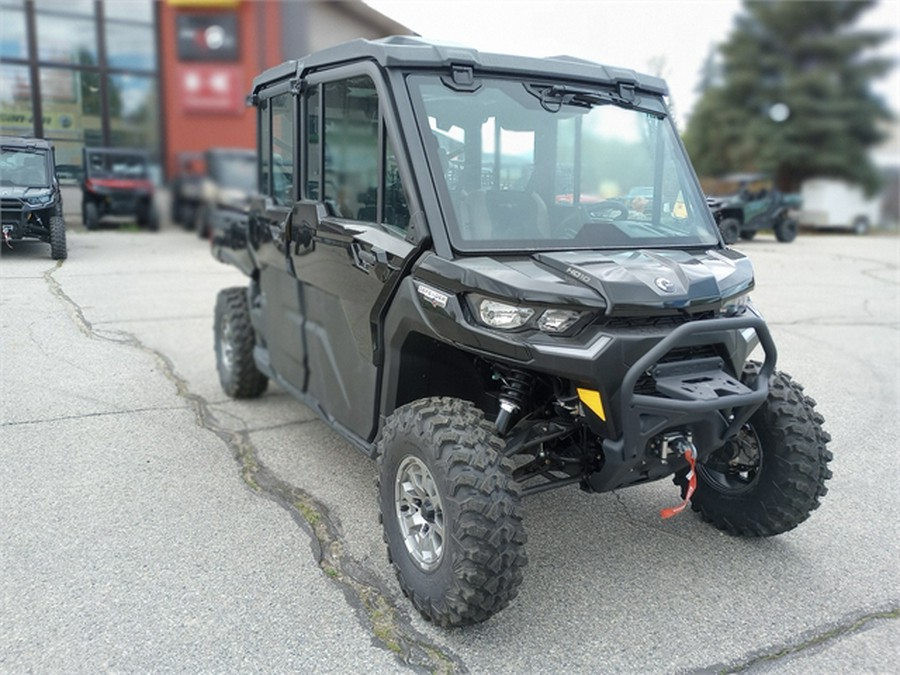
[0,136,67,259]
[211,37,832,627]
[81,147,158,231]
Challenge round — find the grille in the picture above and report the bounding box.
[1,198,25,211]
[602,311,715,330]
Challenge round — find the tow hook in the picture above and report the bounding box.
[2,226,12,249]
[660,436,698,519]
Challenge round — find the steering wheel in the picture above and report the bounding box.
[560,199,630,239]
[583,199,629,222]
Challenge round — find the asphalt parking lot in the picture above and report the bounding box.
[1,203,898,673]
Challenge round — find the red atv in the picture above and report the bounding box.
[81,147,158,231]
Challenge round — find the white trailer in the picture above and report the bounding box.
[798,178,882,235]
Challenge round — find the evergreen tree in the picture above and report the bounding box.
[683,0,894,193]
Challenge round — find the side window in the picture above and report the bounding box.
[320,74,411,231]
[305,86,320,200]
[258,99,271,198]
[384,139,410,231]
[323,76,379,220]
[270,93,294,205]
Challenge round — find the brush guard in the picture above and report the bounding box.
[588,314,776,493]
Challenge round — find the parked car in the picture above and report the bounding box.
[81,147,158,231]
[0,136,67,259]
[706,173,802,243]
[211,37,832,627]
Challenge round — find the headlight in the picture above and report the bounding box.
[25,194,52,206]
[536,308,584,333]
[477,298,534,329]
[721,292,750,317]
[471,295,587,333]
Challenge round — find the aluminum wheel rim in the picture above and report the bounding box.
[219,317,235,372]
[394,456,444,571]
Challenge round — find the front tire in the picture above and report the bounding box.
[774,216,798,242]
[678,365,832,536]
[49,216,67,260]
[718,217,740,245]
[378,397,527,627]
[84,201,99,231]
[214,287,268,398]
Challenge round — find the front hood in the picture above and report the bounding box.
[534,249,754,314]
[417,247,754,315]
[0,186,49,200]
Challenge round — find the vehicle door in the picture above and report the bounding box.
[248,86,308,390]
[290,66,416,443]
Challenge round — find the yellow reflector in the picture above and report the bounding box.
[576,388,606,421]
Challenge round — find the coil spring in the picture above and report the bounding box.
[500,369,534,410]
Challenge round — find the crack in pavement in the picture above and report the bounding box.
[690,605,900,674]
[43,263,464,674]
[1,404,188,427]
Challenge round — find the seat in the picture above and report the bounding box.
[462,189,551,240]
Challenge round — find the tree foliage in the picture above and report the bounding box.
[683,0,894,193]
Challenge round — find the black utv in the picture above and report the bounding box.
[81,147,158,231]
[0,136,67,259]
[211,37,832,627]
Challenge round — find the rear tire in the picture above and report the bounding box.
[49,216,67,260]
[377,397,527,626]
[214,287,268,398]
[677,364,832,536]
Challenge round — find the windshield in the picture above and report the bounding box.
[408,75,719,251]
[210,153,256,191]
[87,152,148,179]
[0,147,50,187]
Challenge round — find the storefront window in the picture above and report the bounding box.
[36,13,97,65]
[0,64,34,137]
[0,7,28,59]
[40,67,102,149]
[9,0,159,174]
[105,22,156,71]
[107,74,158,155]
[104,0,153,23]
[33,0,94,15]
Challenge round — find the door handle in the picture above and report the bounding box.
[351,243,390,281]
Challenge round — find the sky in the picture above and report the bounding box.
[365,0,900,130]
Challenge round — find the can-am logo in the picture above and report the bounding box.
[655,277,676,293]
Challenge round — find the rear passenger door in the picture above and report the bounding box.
[249,87,307,389]
[290,66,416,443]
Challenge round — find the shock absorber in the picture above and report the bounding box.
[495,369,533,435]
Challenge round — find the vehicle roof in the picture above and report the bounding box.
[0,136,53,151]
[252,35,668,97]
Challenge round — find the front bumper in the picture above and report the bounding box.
[1,200,52,240]
[588,314,775,491]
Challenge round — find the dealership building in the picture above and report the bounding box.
[0,0,410,180]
